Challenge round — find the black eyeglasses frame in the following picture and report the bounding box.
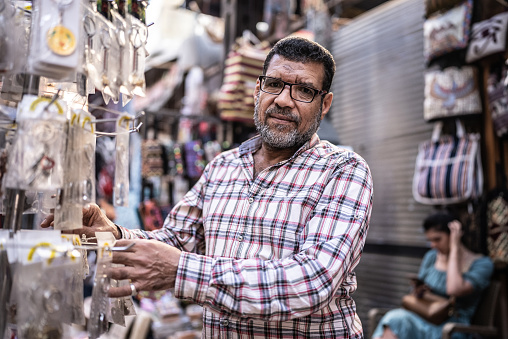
[258,75,328,103]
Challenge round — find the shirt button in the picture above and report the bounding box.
[248,197,254,203]
[238,235,243,242]
[221,319,229,327]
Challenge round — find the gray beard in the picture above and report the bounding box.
[253,93,322,149]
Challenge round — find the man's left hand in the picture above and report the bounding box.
[108,239,182,298]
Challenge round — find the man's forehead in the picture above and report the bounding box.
[266,56,325,81]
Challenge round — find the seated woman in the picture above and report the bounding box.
[372,212,494,339]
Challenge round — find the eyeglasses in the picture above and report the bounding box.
[258,75,327,103]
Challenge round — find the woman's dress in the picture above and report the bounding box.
[371,249,494,339]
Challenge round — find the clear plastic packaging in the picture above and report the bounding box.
[80,110,97,206]
[88,240,112,339]
[5,95,68,191]
[54,110,83,230]
[16,255,84,338]
[114,115,130,206]
[28,0,84,79]
[96,232,135,326]
[126,13,147,97]
[112,10,132,105]
[83,5,100,94]
[0,1,16,73]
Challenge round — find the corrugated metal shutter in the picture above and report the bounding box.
[330,0,434,246]
[328,0,438,333]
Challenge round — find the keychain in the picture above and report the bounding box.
[47,0,77,56]
[114,116,130,206]
[84,8,98,80]
[128,15,147,97]
[99,25,114,102]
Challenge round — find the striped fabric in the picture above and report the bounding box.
[413,132,482,205]
[120,134,374,338]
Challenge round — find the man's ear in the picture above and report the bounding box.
[254,79,261,99]
[320,92,333,119]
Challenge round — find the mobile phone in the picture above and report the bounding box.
[409,276,425,287]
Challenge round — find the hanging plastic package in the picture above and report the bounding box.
[112,10,133,106]
[93,13,116,104]
[114,114,130,206]
[54,110,83,230]
[83,6,100,95]
[0,245,12,339]
[80,110,97,206]
[88,241,112,339]
[0,0,16,74]
[106,17,122,105]
[126,13,147,98]
[16,250,84,338]
[5,95,68,191]
[96,232,136,327]
[28,0,84,80]
[0,5,31,102]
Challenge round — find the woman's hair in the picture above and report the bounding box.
[423,212,456,234]
[262,37,336,93]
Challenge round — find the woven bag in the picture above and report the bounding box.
[483,187,508,264]
[487,64,508,138]
[424,66,482,122]
[413,120,483,205]
[424,0,473,64]
[466,12,508,63]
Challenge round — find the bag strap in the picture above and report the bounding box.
[455,119,465,138]
[431,121,443,142]
[431,119,465,142]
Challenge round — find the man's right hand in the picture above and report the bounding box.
[40,203,120,241]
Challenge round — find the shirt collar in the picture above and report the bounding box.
[238,134,321,160]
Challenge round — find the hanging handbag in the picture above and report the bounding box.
[424,0,473,64]
[487,64,508,138]
[424,66,482,121]
[413,120,483,205]
[402,291,455,325]
[484,188,508,263]
[481,151,508,264]
[466,12,508,63]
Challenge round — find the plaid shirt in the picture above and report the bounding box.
[120,134,373,338]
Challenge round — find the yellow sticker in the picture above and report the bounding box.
[118,115,131,129]
[47,25,77,56]
[29,97,64,114]
[82,116,95,133]
[27,242,57,264]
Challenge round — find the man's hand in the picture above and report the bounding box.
[108,239,182,298]
[40,203,120,240]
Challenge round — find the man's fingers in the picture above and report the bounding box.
[40,215,55,228]
[109,285,134,298]
[108,266,134,280]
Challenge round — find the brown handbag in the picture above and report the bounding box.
[402,291,455,325]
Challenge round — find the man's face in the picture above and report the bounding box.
[253,55,333,149]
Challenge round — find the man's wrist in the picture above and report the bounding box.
[114,224,124,239]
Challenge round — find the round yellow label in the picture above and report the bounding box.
[46,25,76,56]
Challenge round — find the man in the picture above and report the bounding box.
[43,36,373,338]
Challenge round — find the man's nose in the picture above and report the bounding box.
[274,84,294,105]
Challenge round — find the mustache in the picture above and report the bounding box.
[265,107,300,124]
